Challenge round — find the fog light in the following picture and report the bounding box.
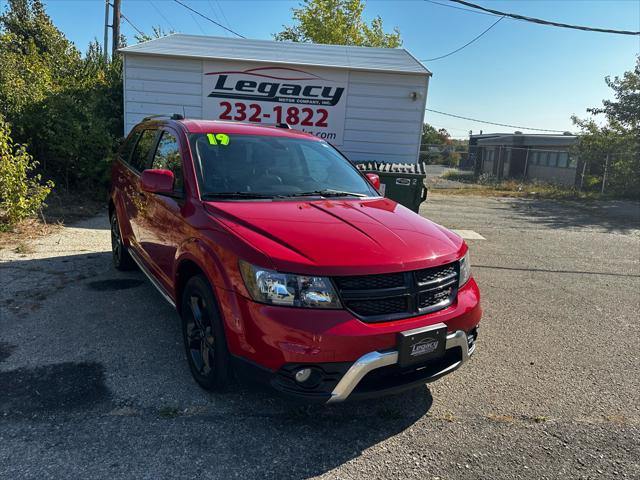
[294,368,312,383]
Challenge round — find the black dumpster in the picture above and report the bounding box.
[357,162,427,213]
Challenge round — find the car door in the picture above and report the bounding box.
[137,128,189,289]
[118,128,159,249]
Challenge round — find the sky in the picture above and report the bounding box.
[4,0,639,138]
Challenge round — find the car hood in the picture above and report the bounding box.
[204,198,465,276]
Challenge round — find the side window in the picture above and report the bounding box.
[152,131,183,192]
[120,130,140,163]
[532,152,539,165]
[130,129,157,172]
[558,152,569,168]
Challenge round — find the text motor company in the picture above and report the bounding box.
[202,62,348,144]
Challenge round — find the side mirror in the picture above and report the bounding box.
[140,169,175,194]
[365,173,381,191]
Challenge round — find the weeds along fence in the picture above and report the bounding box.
[462,143,639,197]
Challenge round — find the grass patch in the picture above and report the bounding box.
[0,218,60,252]
[442,170,477,183]
[438,173,606,200]
[13,243,34,255]
[0,193,104,252]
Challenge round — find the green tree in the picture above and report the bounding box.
[572,56,639,197]
[0,115,53,225]
[0,0,80,127]
[420,124,457,165]
[1,0,123,193]
[274,0,401,47]
[134,25,174,44]
[421,123,451,146]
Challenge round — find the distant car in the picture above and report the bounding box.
[109,116,481,402]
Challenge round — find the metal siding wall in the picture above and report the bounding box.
[123,54,429,164]
[342,70,428,163]
[124,54,203,134]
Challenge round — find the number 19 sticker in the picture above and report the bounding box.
[207,133,230,145]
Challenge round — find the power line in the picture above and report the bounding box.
[187,9,207,35]
[213,0,233,33]
[448,0,640,36]
[425,108,569,133]
[148,0,175,31]
[422,15,504,61]
[205,0,227,37]
[172,0,245,38]
[424,0,498,18]
[120,12,145,38]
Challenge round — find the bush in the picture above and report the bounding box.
[0,117,53,225]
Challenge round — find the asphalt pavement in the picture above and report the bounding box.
[1,194,639,479]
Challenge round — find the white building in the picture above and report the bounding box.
[119,34,430,164]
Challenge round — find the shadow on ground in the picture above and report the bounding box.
[507,197,640,233]
[1,251,432,478]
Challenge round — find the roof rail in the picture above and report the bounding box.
[142,113,185,122]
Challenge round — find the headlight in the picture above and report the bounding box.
[239,261,342,309]
[459,251,471,287]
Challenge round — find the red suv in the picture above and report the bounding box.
[109,116,481,402]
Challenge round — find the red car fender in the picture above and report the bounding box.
[173,238,250,356]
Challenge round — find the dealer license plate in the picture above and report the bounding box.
[398,324,447,368]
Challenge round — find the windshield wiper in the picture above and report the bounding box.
[289,189,368,198]
[201,192,276,199]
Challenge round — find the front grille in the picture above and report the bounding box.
[346,297,408,316]
[334,262,459,322]
[418,287,453,309]
[415,264,456,285]
[334,272,405,291]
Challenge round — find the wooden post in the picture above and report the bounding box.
[112,0,121,60]
[522,148,530,182]
[579,159,587,190]
[601,154,609,194]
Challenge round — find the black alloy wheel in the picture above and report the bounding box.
[110,212,135,271]
[181,275,230,390]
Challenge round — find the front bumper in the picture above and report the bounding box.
[219,278,481,402]
[267,324,478,403]
[328,325,476,402]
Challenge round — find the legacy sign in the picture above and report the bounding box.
[203,61,348,144]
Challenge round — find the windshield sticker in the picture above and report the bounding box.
[207,133,230,146]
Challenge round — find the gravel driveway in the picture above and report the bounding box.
[1,194,639,479]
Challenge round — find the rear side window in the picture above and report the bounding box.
[151,131,183,192]
[130,129,157,172]
[120,131,140,163]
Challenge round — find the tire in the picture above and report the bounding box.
[180,275,231,391]
[110,211,135,271]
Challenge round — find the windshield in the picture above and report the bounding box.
[189,134,378,199]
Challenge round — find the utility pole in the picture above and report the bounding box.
[103,0,110,60]
[112,0,122,60]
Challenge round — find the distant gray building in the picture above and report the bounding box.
[470,133,579,186]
